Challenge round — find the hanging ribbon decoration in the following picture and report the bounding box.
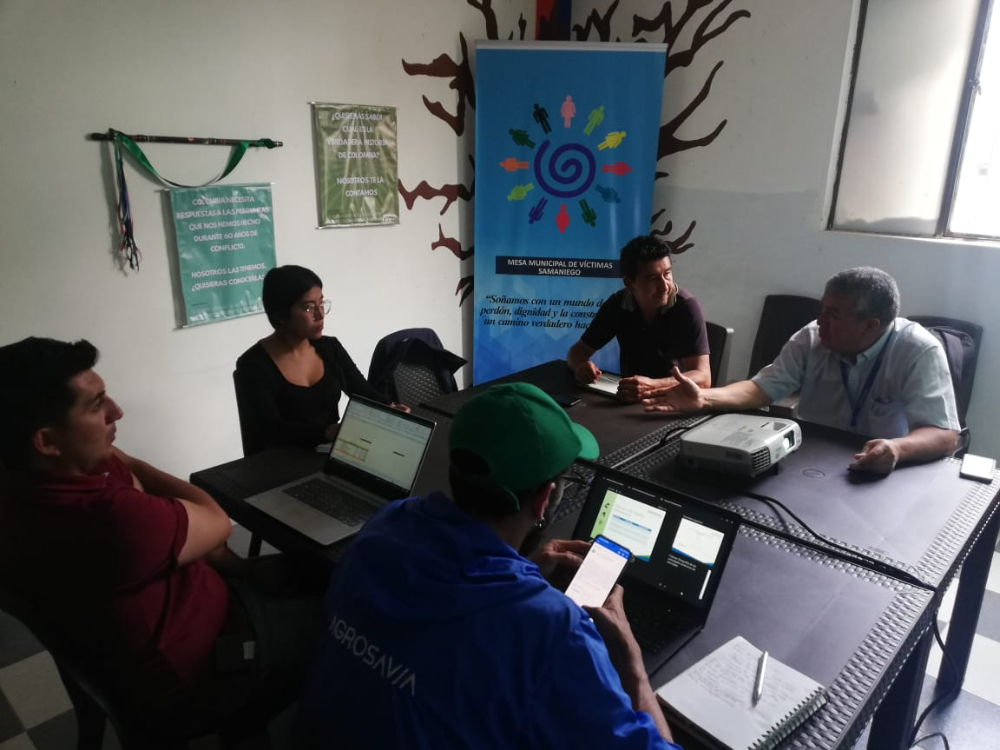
[98,129,281,271]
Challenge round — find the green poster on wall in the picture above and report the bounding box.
[312,102,399,227]
[170,183,276,327]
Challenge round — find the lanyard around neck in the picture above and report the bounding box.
[839,328,895,428]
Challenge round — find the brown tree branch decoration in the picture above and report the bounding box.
[650,211,697,255]
[572,0,621,42]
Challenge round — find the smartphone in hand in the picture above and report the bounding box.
[564,535,631,608]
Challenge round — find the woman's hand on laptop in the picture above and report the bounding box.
[390,402,411,414]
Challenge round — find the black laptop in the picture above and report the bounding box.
[244,396,436,545]
[572,467,740,675]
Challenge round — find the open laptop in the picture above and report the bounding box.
[244,396,436,546]
[572,467,740,675]
[584,371,624,399]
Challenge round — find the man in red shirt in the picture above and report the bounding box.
[0,337,321,738]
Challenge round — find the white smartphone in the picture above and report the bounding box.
[564,535,632,608]
[960,453,996,482]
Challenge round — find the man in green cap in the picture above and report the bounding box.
[297,383,679,749]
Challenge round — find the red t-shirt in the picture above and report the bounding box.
[0,455,229,700]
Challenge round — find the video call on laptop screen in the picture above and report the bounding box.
[573,470,739,609]
[328,398,434,495]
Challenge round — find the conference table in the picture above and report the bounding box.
[190,360,1000,750]
[623,420,1000,748]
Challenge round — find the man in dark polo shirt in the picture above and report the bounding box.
[0,337,321,738]
[567,235,711,402]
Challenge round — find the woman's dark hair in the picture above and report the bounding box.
[262,265,323,329]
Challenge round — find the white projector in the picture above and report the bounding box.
[678,414,802,477]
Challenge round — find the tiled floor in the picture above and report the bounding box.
[1,528,998,749]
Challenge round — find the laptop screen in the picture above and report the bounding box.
[573,469,739,611]
[327,397,435,496]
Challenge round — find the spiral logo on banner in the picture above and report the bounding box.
[501,97,634,234]
[533,141,596,198]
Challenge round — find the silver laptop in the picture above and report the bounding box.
[584,372,624,399]
[245,396,436,545]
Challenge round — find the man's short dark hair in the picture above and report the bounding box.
[449,450,561,523]
[620,235,670,279]
[825,267,900,326]
[262,265,324,329]
[0,337,98,469]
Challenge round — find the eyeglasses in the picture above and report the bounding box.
[301,299,332,318]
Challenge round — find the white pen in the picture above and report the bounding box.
[752,650,768,706]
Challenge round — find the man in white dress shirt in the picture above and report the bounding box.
[642,267,960,473]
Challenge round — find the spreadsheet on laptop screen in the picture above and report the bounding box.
[329,400,433,492]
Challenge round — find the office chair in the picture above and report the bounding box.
[368,328,466,408]
[705,321,734,386]
[233,368,263,458]
[908,315,983,455]
[0,581,274,749]
[746,294,821,378]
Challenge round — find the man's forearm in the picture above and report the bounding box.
[894,426,959,463]
[618,657,673,741]
[701,380,772,411]
[117,450,219,508]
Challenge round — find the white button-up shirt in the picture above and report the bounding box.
[752,319,960,438]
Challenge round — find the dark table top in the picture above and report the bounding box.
[423,360,714,467]
[647,525,934,749]
[624,420,1000,589]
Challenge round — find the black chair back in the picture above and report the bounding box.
[907,316,983,427]
[368,328,466,408]
[232,369,261,457]
[705,321,734,386]
[747,294,822,378]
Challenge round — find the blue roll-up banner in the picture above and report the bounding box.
[473,41,667,383]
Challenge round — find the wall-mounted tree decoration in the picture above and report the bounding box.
[401,0,750,304]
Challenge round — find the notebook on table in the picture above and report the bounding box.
[571,467,740,675]
[584,372,624,399]
[656,636,827,750]
[244,396,436,546]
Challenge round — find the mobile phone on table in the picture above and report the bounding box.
[960,453,996,482]
[564,535,631,608]
[551,393,581,408]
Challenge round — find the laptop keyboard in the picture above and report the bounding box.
[623,590,691,654]
[283,478,376,527]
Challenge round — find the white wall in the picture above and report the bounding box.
[0,0,531,477]
[576,0,1000,458]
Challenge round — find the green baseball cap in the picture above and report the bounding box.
[449,382,599,508]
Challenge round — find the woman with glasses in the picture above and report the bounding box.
[234,265,391,455]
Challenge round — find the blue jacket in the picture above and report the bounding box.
[296,494,679,750]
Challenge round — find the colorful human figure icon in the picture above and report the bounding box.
[532,103,551,134]
[584,105,605,135]
[507,183,534,201]
[555,203,570,234]
[509,128,535,148]
[500,157,530,172]
[560,95,576,128]
[595,185,621,203]
[580,199,597,227]
[597,131,626,150]
[528,197,548,224]
[601,162,632,176]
